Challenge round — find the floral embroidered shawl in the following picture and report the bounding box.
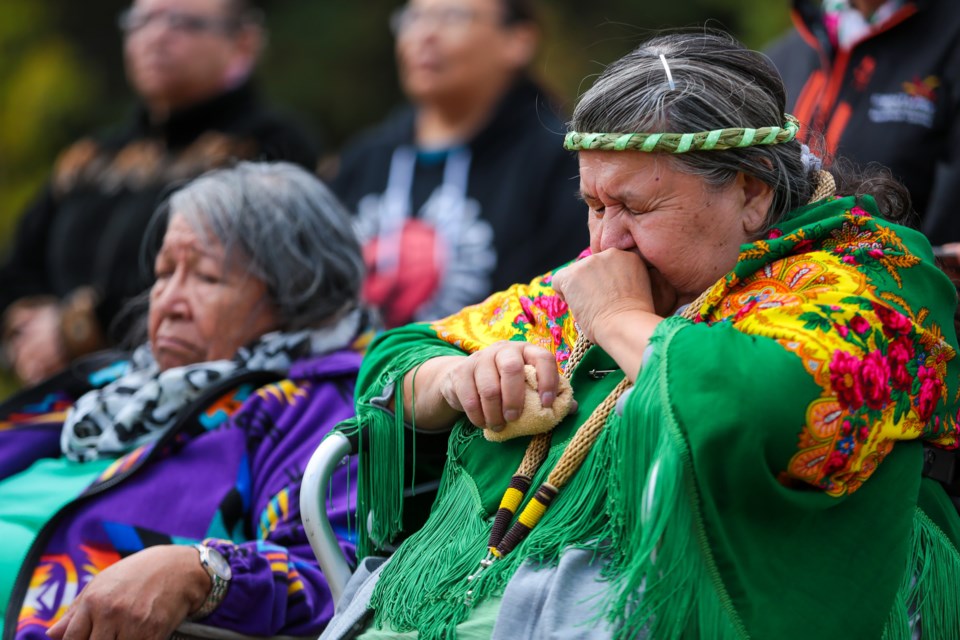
[350,195,960,639]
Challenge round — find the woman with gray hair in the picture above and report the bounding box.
[321,32,960,639]
[0,161,370,640]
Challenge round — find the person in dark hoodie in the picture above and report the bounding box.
[0,0,318,386]
[767,0,960,244]
[331,0,588,329]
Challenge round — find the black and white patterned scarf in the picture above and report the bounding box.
[61,310,363,461]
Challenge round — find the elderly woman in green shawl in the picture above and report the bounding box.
[322,31,960,640]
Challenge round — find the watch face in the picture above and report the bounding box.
[205,547,232,580]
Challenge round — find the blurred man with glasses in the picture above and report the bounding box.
[332,0,588,329]
[0,0,318,386]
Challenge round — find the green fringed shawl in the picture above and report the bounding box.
[347,196,960,639]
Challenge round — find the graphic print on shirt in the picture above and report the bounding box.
[353,147,496,328]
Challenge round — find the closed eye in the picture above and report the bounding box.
[579,193,605,216]
[196,272,222,285]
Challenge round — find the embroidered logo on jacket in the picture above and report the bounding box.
[868,76,939,128]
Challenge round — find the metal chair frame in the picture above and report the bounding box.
[300,431,356,605]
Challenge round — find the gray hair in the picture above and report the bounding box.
[571,31,813,232]
[162,161,364,331]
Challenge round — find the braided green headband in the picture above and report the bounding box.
[564,114,800,153]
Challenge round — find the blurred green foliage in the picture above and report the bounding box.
[0,1,101,244]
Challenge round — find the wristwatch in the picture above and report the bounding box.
[190,543,232,620]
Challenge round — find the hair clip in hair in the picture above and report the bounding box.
[659,54,676,91]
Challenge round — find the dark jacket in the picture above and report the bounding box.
[331,78,588,328]
[0,82,318,347]
[767,0,960,242]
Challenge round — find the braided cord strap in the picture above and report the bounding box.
[516,432,551,477]
[564,115,799,153]
[547,377,631,487]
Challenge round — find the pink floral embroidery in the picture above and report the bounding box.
[917,365,943,422]
[849,315,871,335]
[872,302,913,337]
[830,350,865,409]
[888,338,914,390]
[519,297,535,323]
[550,324,564,347]
[734,298,758,322]
[822,450,849,476]
[860,350,891,410]
[767,228,784,240]
[534,294,568,321]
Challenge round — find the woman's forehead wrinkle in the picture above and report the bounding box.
[162,224,222,261]
[602,165,665,203]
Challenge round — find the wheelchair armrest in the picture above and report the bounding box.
[300,431,355,606]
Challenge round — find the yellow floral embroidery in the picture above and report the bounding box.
[430,272,578,373]
[708,250,957,496]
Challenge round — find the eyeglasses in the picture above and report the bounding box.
[388,5,505,36]
[117,8,240,36]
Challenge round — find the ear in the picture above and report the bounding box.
[233,23,265,65]
[737,172,774,236]
[502,23,539,70]
[222,25,263,85]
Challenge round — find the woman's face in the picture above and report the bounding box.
[148,213,279,371]
[578,151,770,310]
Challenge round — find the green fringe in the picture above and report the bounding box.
[606,344,746,640]
[368,408,623,638]
[366,324,752,638]
[354,343,462,559]
[356,325,960,639]
[367,461,491,636]
[463,415,622,608]
[882,508,960,640]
